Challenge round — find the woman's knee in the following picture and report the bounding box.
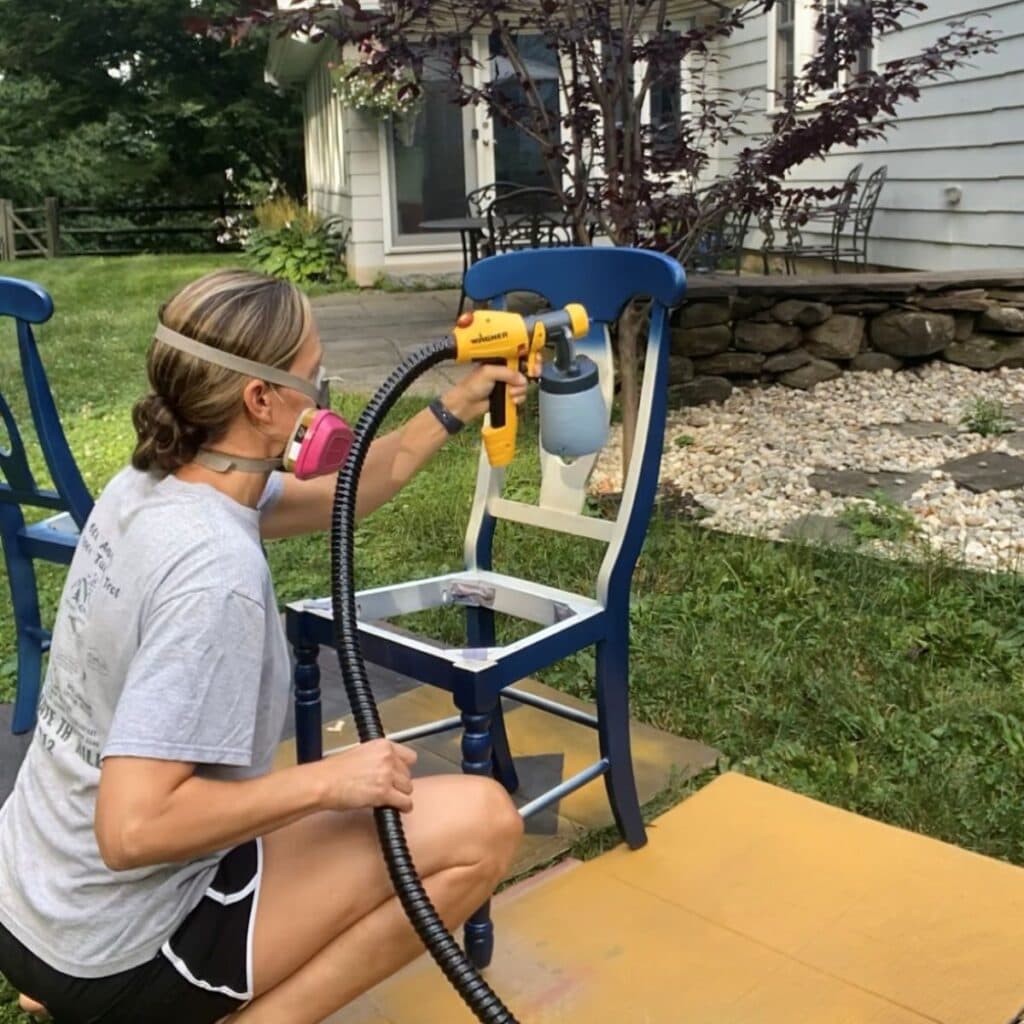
[454,776,524,874]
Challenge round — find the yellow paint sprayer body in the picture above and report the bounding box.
[452,304,589,466]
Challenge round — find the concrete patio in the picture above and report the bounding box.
[313,288,465,397]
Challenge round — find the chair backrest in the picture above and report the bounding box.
[486,208,574,253]
[851,165,887,248]
[466,181,522,218]
[462,247,686,609]
[0,277,92,530]
[488,186,561,215]
[829,162,864,242]
[688,208,752,274]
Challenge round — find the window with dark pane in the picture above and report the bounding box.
[650,30,682,154]
[775,0,796,103]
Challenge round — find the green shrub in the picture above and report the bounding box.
[245,197,348,287]
[960,396,1013,437]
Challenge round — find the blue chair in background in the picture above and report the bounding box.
[0,277,92,734]
[286,246,686,967]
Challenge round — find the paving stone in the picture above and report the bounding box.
[953,313,976,341]
[692,351,766,377]
[1005,432,1024,451]
[805,315,865,360]
[734,321,802,353]
[763,348,812,374]
[978,304,1024,333]
[679,299,732,328]
[778,358,842,390]
[671,323,732,357]
[944,336,1024,370]
[669,355,695,383]
[872,420,956,438]
[940,452,1024,492]
[807,468,930,502]
[850,352,904,372]
[770,299,832,326]
[730,294,776,318]
[782,514,857,547]
[668,375,733,407]
[912,289,990,312]
[870,310,955,358]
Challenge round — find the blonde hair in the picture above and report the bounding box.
[131,269,314,474]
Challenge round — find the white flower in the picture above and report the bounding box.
[330,58,421,119]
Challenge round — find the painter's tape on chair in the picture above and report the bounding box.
[0,277,92,733]
[286,246,686,967]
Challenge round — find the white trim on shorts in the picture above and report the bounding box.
[159,836,264,1003]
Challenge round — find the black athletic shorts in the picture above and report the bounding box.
[0,839,262,1024]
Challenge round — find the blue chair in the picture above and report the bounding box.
[0,277,92,734]
[285,246,686,967]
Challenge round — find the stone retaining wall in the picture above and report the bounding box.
[670,269,1024,406]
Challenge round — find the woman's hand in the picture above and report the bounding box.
[314,739,418,813]
[441,357,541,423]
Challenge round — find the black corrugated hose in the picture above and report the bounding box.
[329,337,520,1024]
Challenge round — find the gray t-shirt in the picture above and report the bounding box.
[0,466,291,977]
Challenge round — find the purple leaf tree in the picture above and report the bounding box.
[218,0,997,467]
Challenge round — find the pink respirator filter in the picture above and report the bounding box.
[283,407,355,480]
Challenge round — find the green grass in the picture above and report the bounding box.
[3,256,1024,891]
[0,978,27,1024]
[839,490,922,545]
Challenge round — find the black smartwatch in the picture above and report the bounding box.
[428,397,465,435]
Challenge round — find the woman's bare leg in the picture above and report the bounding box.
[233,773,522,1024]
[17,994,48,1018]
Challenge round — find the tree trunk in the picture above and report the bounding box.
[616,300,644,482]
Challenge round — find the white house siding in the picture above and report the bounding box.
[709,0,1024,270]
[302,52,386,285]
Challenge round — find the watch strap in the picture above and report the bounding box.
[428,397,465,435]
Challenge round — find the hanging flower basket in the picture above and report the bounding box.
[329,57,422,126]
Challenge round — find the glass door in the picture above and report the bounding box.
[388,48,477,245]
[488,33,561,189]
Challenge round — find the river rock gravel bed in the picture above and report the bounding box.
[589,362,1024,572]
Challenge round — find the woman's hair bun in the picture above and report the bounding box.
[131,392,207,474]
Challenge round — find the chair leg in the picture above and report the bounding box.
[2,521,44,734]
[595,629,646,850]
[293,638,323,765]
[465,607,519,792]
[12,633,43,735]
[488,702,519,794]
[455,689,499,969]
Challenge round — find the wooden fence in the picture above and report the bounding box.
[0,197,251,260]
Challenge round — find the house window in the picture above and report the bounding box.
[775,0,796,104]
[771,0,872,108]
[489,31,561,188]
[649,30,683,152]
[603,30,636,129]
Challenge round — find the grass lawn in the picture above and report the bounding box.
[2,255,1024,1017]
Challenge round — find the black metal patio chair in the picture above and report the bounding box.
[485,189,575,253]
[760,163,863,274]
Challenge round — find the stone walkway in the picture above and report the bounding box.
[313,288,466,396]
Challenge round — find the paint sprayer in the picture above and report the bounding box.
[328,302,607,1023]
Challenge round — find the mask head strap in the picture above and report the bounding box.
[153,323,323,405]
[192,449,282,474]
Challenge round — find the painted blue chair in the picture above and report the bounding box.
[285,246,686,967]
[0,277,92,734]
